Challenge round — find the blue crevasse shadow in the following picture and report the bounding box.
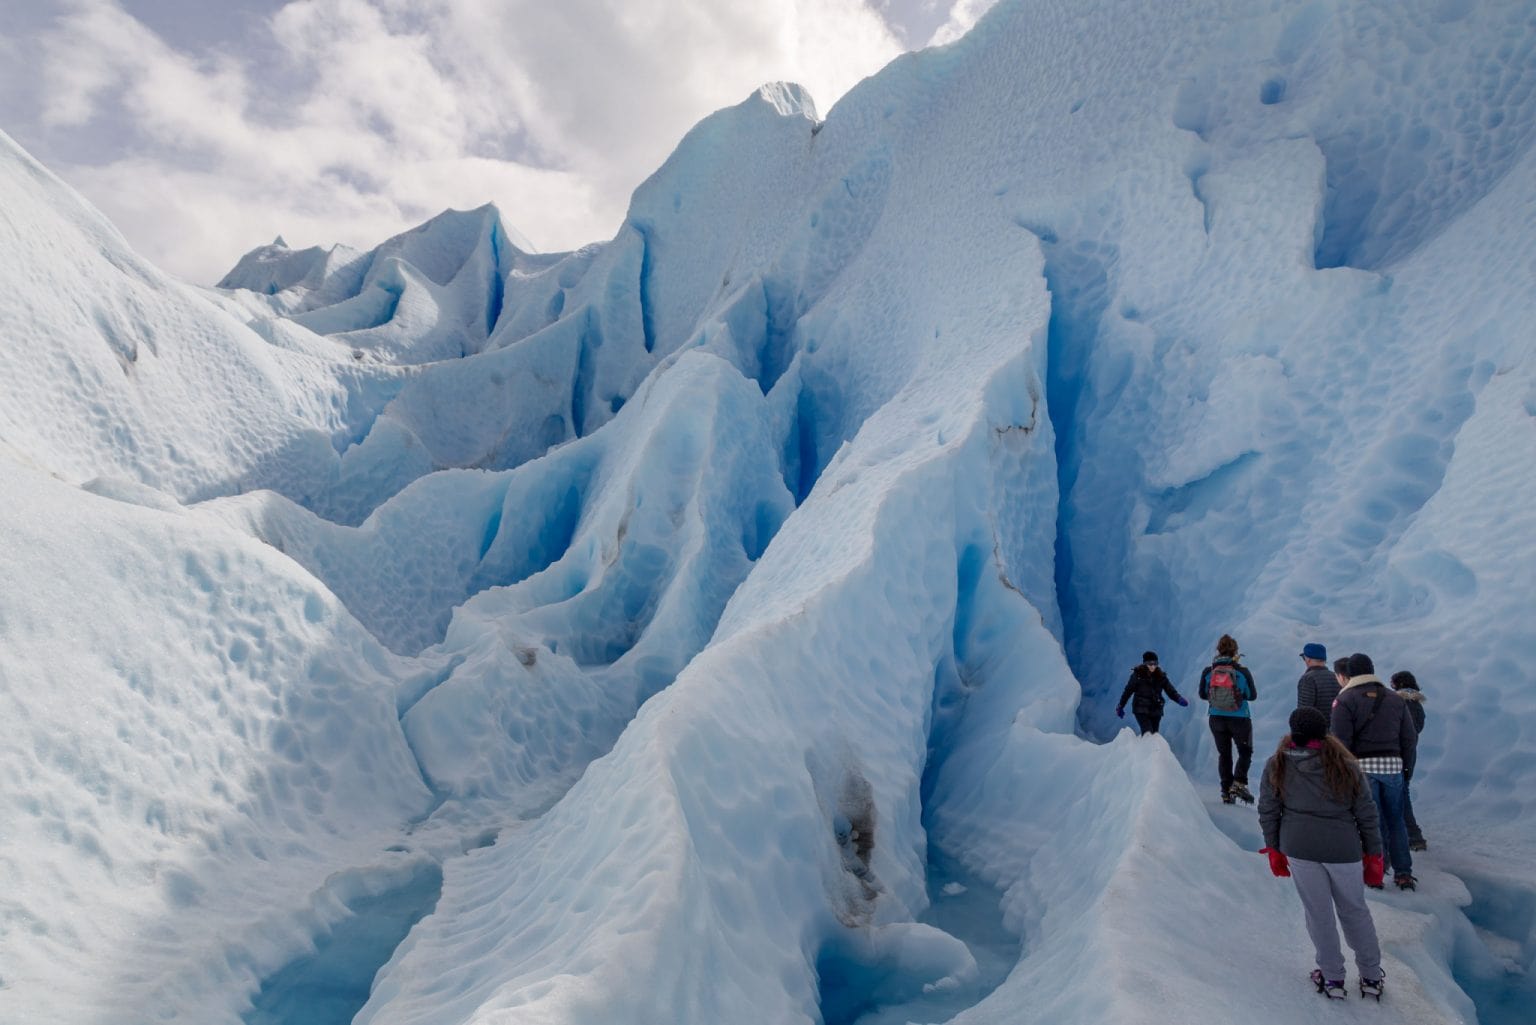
[242,862,444,1025]
[1448,870,1536,1025]
[818,850,1019,1025]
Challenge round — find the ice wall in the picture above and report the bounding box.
[1009,0,1536,831]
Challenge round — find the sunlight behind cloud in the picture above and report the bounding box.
[18,0,904,282]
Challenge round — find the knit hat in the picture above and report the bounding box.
[1300,642,1327,661]
[1142,650,1158,664]
[1289,706,1329,744]
[1390,670,1418,690]
[1346,652,1375,677]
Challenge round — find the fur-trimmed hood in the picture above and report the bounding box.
[1396,686,1426,703]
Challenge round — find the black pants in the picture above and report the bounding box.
[1134,711,1162,735]
[1403,776,1424,844]
[1209,716,1253,788]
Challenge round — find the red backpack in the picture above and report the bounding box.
[1209,665,1242,711]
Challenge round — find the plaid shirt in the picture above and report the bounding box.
[1358,755,1404,775]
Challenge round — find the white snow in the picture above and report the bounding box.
[1,1,1534,1024]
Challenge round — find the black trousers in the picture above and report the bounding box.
[1209,716,1253,788]
[1134,711,1162,735]
[1403,776,1424,844]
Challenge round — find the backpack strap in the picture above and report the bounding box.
[1351,688,1387,752]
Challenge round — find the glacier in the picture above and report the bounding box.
[1,1,1534,1024]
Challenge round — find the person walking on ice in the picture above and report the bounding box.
[1115,650,1189,735]
[1296,642,1340,719]
[1259,707,1388,1001]
[1390,670,1429,851]
[1332,653,1419,890]
[1199,634,1258,803]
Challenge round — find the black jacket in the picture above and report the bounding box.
[1331,676,1418,776]
[1296,665,1341,718]
[1118,665,1184,716]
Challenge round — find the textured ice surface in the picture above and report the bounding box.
[0,132,369,505]
[0,459,434,1025]
[1,0,1534,1023]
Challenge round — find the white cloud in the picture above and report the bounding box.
[19,0,905,282]
[929,0,996,46]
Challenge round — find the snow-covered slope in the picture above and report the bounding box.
[0,130,375,504]
[1,1,1533,1024]
[0,456,436,1024]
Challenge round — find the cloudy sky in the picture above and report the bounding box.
[0,0,995,282]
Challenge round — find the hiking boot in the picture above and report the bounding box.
[1229,781,1254,804]
[1221,787,1235,804]
[1394,873,1417,891]
[1360,975,1384,1000]
[1311,969,1346,999]
[1409,838,1427,852]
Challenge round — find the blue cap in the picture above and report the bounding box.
[1300,642,1327,660]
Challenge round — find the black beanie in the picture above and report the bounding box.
[1142,651,1158,663]
[1289,706,1328,744]
[1346,652,1375,677]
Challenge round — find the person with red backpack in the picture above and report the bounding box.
[1198,634,1258,803]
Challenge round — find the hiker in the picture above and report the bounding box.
[1198,634,1258,803]
[1259,707,1387,1001]
[1296,642,1340,719]
[1116,651,1189,735]
[1331,653,1419,890]
[1390,670,1428,851]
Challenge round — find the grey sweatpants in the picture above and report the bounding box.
[1290,858,1384,982]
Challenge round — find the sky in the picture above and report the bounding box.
[0,0,995,283]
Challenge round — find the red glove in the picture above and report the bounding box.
[1363,853,1385,888]
[1261,847,1290,878]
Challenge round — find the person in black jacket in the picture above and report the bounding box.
[1391,670,1428,851]
[1116,651,1188,735]
[1296,642,1340,719]
[1331,653,1418,889]
[1259,707,1386,1000]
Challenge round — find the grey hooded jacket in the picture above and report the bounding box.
[1259,746,1383,863]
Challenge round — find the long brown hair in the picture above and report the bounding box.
[1265,735,1361,803]
[1216,634,1239,658]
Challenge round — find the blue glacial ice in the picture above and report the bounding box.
[1,1,1534,1024]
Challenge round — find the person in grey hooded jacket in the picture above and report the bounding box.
[1259,706,1387,1000]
